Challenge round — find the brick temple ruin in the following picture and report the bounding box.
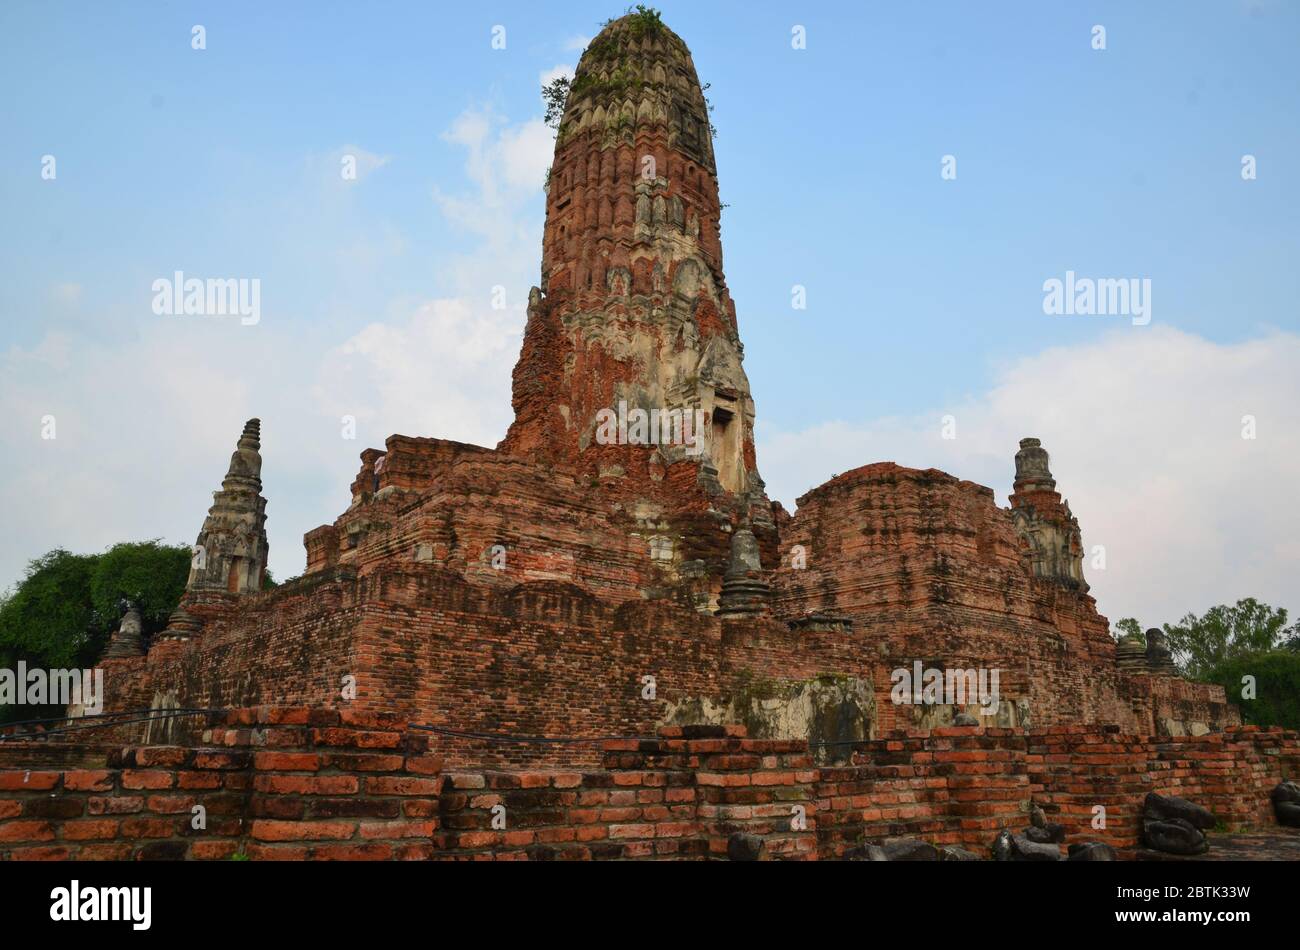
[2,12,1295,861]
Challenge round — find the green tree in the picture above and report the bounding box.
[1112,617,1145,646]
[1163,598,1296,679]
[0,541,191,724]
[0,549,98,669]
[88,541,191,642]
[0,549,99,725]
[1207,650,1300,731]
[542,76,570,130]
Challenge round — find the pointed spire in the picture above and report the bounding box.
[186,418,269,595]
[498,11,762,507]
[222,418,263,490]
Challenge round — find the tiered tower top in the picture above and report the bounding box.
[501,12,762,508]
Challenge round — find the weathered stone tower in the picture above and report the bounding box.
[500,12,763,511]
[1008,437,1087,590]
[185,418,268,594]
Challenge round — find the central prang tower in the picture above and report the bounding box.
[500,12,766,519]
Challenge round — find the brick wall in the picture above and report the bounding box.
[436,726,816,860]
[2,709,1292,861]
[771,463,1238,736]
[817,724,1299,857]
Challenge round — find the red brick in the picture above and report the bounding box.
[121,770,173,790]
[251,820,355,842]
[63,770,113,792]
[359,820,435,839]
[136,747,189,767]
[7,845,71,860]
[254,775,359,795]
[366,776,441,796]
[177,771,223,790]
[253,752,321,772]
[313,843,393,860]
[0,771,59,791]
[191,840,241,860]
[119,818,176,838]
[0,820,55,842]
[62,819,119,840]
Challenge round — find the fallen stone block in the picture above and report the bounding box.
[1024,824,1065,844]
[1143,818,1209,855]
[1272,781,1300,828]
[1144,791,1215,830]
[1067,842,1117,861]
[844,836,939,861]
[992,829,1061,861]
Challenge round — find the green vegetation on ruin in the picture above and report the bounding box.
[603,5,665,37]
[0,541,277,724]
[1116,598,1300,730]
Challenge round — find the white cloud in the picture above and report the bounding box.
[320,105,553,451]
[315,297,518,449]
[0,319,326,586]
[758,327,1300,630]
[540,63,575,88]
[563,35,590,52]
[0,108,549,591]
[440,107,554,206]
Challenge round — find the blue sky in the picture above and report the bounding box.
[2,1,1298,630]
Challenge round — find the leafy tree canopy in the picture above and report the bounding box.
[1112,617,1145,645]
[1163,597,1297,680]
[1207,650,1300,731]
[542,76,570,130]
[0,541,191,670]
[0,549,98,668]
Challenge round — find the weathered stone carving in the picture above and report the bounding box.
[1025,803,1066,844]
[1116,632,1147,672]
[153,606,201,645]
[1272,781,1300,827]
[1008,438,1087,590]
[101,601,145,659]
[1142,791,1214,855]
[1145,627,1177,675]
[716,523,769,617]
[186,418,268,595]
[991,829,1060,861]
[845,837,940,861]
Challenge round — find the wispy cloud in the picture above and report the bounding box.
[759,327,1300,629]
[1,107,552,590]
